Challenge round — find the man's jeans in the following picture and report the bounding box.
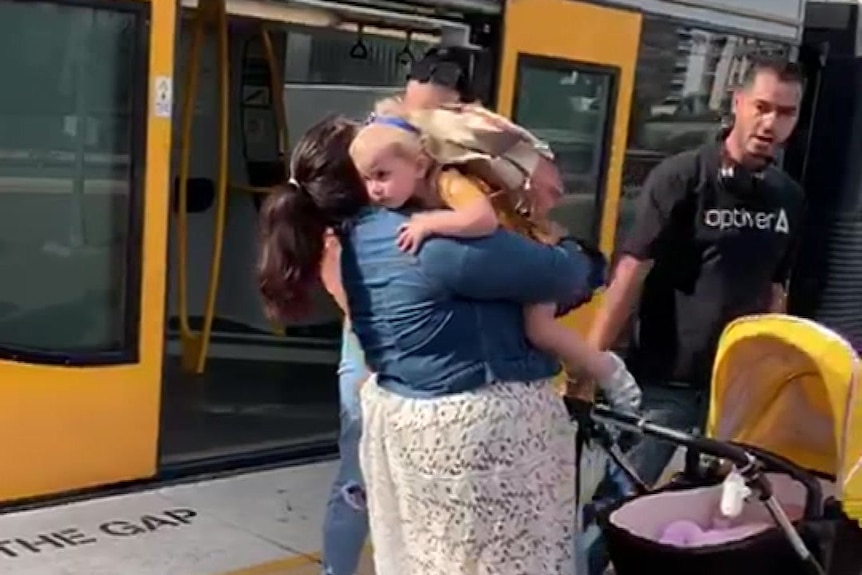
[321,334,368,575]
[577,383,707,575]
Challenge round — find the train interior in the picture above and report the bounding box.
[159,2,490,466]
[160,0,622,467]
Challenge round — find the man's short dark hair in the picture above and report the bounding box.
[408,45,476,102]
[740,55,804,88]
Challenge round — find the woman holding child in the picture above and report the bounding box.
[258,98,639,572]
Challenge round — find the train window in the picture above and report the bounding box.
[617,16,791,243]
[0,0,146,362]
[512,55,617,243]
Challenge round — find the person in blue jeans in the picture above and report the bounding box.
[320,324,369,575]
[317,45,481,575]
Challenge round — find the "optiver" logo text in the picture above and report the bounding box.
[703,207,789,234]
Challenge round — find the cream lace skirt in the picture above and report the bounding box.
[359,376,576,575]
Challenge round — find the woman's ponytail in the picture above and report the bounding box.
[257,116,367,321]
[257,182,327,321]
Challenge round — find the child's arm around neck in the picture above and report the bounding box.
[396,169,499,254]
[417,169,499,238]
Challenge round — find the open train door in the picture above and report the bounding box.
[496,0,641,334]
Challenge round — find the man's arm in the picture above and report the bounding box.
[588,256,653,350]
[578,157,692,402]
[588,155,693,351]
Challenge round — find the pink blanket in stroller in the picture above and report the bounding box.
[610,474,808,548]
[659,519,772,547]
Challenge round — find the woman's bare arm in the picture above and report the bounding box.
[320,229,349,317]
[322,230,369,385]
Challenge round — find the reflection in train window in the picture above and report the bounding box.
[512,55,617,242]
[616,17,791,242]
[0,1,145,358]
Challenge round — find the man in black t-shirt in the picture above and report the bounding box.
[578,57,805,575]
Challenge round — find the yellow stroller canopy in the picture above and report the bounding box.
[706,314,862,520]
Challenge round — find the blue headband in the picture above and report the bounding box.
[366,114,421,136]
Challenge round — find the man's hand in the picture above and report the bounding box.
[397,215,434,254]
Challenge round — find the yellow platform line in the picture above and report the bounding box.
[219,545,374,575]
[219,553,321,575]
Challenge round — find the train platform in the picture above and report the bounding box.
[0,460,372,575]
[0,450,682,574]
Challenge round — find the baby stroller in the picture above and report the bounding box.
[573,314,862,575]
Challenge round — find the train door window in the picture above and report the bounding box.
[511,55,618,243]
[0,0,146,361]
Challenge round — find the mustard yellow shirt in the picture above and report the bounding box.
[436,169,554,244]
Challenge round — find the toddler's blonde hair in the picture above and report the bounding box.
[348,97,426,176]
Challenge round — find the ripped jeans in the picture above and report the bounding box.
[321,329,369,575]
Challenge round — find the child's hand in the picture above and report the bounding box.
[397,216,432,254]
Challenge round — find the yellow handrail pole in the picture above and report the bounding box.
[176,10,205,360]
[260,26,289,338]
[191,0,231,374]
[260,27,289,173]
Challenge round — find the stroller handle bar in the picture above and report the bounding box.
[593,405,756,470]
[590,404,824,519]
[589,404,828,575]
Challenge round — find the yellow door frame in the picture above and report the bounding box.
[0,0,174,503]
[495,0,641,334]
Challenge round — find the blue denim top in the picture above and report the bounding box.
[339,206,601,398]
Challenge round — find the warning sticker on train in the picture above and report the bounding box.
[154,76,173,119]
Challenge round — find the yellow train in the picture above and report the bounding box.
[0,0,806,504]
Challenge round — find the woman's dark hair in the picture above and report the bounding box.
[258,116,366,320]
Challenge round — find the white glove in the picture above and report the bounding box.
[596,352,642,414]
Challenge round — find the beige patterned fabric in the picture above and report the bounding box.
[359,376,577,575]
[407,104,554,196]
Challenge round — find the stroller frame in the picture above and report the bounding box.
[571,399,827,575]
